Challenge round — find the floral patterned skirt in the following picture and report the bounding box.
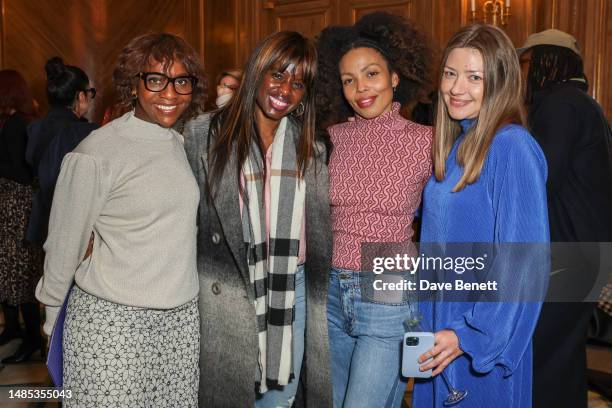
[63,285,200,407]
[0,178,42,305]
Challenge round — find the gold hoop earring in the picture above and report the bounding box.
[292,102,305,117]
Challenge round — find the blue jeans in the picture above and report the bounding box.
[327,267,415,408]
[256,264,306,408]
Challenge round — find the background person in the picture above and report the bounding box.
[35,33,206,406]
[25,57,98,248]
[214,68,242,108]
[519,29,612,408]
[0,69,44,364]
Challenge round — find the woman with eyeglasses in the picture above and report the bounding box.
[184,31,332,407]
[26,57,98,251]
[36,33,206,407]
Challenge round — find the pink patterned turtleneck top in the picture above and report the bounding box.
[328,102,433,270]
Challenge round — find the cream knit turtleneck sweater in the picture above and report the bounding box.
[36,111,200,335]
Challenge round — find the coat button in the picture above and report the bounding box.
[212,232,221,244]
[211,282,221,295]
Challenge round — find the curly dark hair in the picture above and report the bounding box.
[315,12,432,132]
[113,33,207,122]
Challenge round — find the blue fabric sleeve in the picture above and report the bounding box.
[448,126,550,375]
[449,302,541,376]
[488,126,549,243]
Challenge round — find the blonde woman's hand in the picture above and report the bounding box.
[418,329,463,376]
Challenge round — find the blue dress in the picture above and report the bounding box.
[412,120,549,407]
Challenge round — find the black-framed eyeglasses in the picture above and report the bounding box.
[84,88,96,99]
[138,72,197,95]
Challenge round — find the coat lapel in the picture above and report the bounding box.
[200,147,251,291]
[199,118,302,297]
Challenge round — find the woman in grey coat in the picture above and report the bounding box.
[184,31,332,407]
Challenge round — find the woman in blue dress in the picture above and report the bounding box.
[412,24,549,407]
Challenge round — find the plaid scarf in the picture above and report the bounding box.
[241,117,305,392]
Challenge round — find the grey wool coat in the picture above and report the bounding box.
[183,113,333,408]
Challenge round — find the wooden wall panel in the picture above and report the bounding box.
[206,0,611,120]
[582,0,607,106]
[461,0,533,47]
[257,0,332,40]
[277,12,330,38]
[237,0,263,64]
[203,0,239,104]
[533,0,610,119]
[2,1,609,121]
[346,0,412,24]
[410,0,462,81]
[1,0,203,122]
[273,6,331,39]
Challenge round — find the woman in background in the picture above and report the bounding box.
[184,31,332,407]
[26,57,98,249]
[214,68,242,108]
[413,24,549,407]
[316,12,432,407]
[36,33,206,407]
[0,70,43,364]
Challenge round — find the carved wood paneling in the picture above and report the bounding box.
[1,0,202,122]
[203,0,239,104]
[276,10,330,38]
[418,0,462,57]
[263,0,332,39]
[533,0,610,119]
[345,0,412,24]
[237,0,262,65]
[186,0,205,59]
[582,0,606,105]
[461,0,533,47]
[1,0,609,120]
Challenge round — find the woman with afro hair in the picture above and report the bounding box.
[316,12,433,407]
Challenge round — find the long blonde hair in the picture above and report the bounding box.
[434,24,526,191]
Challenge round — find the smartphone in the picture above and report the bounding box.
[402,331,434,378]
